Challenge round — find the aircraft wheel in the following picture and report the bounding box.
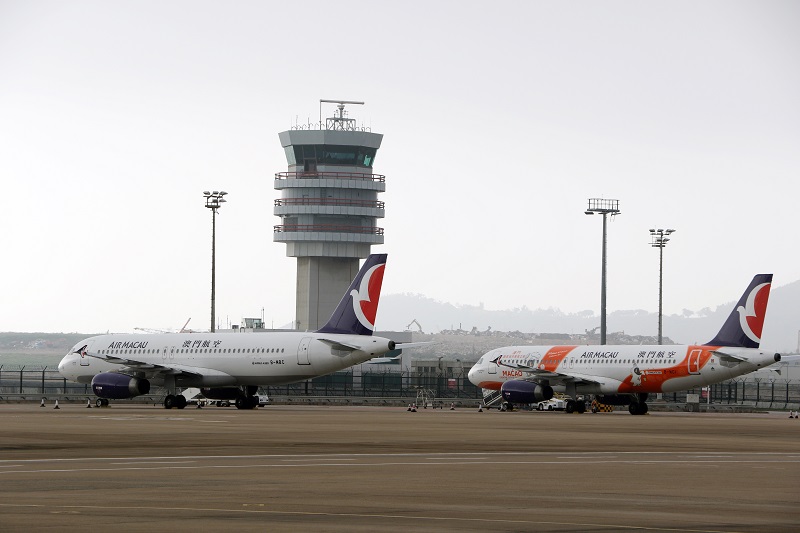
[628,402,648,415]
[96,398,104,407]
[175,395,187,409]
[565,400,575,414]
[235,396,257,410]
[164,395,176,409]
[576,401,586,414]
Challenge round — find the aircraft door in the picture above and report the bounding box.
[688,349,702,374]
[162,346,168,361]
[297,337,312,365]
[488,358,497,374]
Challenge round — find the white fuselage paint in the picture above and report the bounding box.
[468,344,778,396]
[59,332,394,388]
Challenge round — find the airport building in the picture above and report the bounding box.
[274,101,385,331]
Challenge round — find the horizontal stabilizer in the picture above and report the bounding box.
[394,341,435,350]
[710,350,747,364]
[317,338,361,352]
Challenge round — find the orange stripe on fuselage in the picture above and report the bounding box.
[617,345,716,393]
[538,346,577,372]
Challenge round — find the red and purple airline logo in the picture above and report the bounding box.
[737,282,770,343]
[350,263,385,331]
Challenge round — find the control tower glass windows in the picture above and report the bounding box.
[290,145,377,168]
[284,147,297,165]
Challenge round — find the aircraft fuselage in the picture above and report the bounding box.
[59,332,394,388]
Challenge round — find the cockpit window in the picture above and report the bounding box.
[477,357,483,365]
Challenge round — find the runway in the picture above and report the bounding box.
[1,404,798,532]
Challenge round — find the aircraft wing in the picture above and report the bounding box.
[491,356,604,386]
[85,352,224,380]
[87,352,165,371]
[520,369,605,387]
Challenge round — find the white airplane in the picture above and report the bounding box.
[59,254,411,409]
[468,274,781,415]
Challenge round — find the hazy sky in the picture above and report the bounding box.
[1,0,798,334]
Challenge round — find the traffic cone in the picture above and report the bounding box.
[411,403,417,412]
[86,399,92,408]
[450,403,455,410]
[407,404,412,411]
[40,398,45,407]
[478,405,483,412]
[54,399,60,410]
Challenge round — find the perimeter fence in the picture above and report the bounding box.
[1,367,799,409]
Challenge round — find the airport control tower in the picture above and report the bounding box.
[274,100,385,330]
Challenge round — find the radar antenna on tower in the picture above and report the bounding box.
[320,99,364,131]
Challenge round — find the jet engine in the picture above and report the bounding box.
[91,372,150,399]
[500,380,554,404]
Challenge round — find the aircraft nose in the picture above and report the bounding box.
[467,365,477,385]
[57,353,72,375]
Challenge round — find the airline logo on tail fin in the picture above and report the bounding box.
[706,274,772,349]
[316,254,387,336]
[738,282,770,344]
[351,262,385,332]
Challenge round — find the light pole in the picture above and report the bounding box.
[204,190,227,332]
[649,228,675,345]
[585,198,621,345]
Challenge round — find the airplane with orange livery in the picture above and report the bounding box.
[467,274,781,415]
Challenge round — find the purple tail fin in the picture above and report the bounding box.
[316,254,387,336]
[705,274,772,348]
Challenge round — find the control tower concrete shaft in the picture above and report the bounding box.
[274,101,385,330]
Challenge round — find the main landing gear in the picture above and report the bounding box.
[564,399,586,414]
[163,394,187,409]
[235,396,259,410]
[628,402,649,415]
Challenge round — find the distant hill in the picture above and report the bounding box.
[0,332,93,353]
[378,280,800,353]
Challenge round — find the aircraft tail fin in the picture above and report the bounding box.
[315,254,387,336]
[705,274,772,348]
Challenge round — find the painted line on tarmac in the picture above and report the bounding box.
[3,458,800,475]
[111,461,197,465]
[426,457,487,460]
[280,458,356,462]
[0,502,748,533]
[0,450,793,464]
